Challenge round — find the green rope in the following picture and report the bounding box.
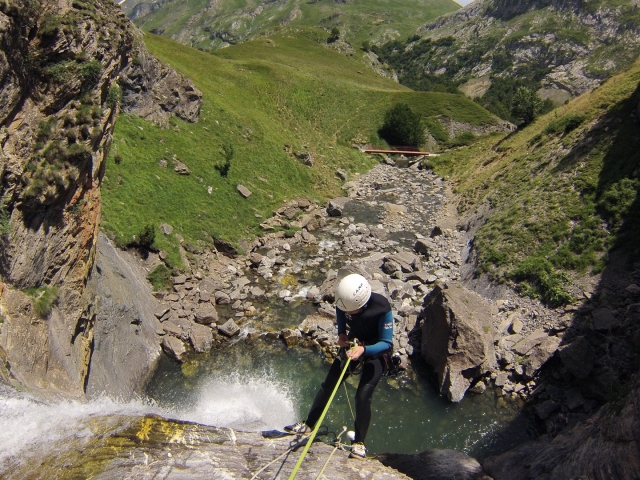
[315,426,347,480]
[288,356,352,480]
[343,382,355,422]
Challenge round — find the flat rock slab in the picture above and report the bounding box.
[237,184,252,198]
[219,319,240,337]
[10,415,411,479]
[512,329,547,355]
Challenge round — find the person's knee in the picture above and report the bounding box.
[356,384,375,406]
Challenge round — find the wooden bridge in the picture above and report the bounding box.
[364,147,431,156]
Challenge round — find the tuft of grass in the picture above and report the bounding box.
[147,264,173,291]
[24,287,60,318]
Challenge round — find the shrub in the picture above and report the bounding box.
[147,264,173,291]
[379,103,425,147]
[136,224,156,250]
[79,60,102,87]
[106,84,122,109]
[447,131,477,148]
[328,27,340,43]
[215,142,233,177]
[511,87,543,126]
[114,153,123,164]
[27,286,60,318]
[39,13,63,38]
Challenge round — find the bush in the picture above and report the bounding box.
[134,224,156,251]
[511,87,543,126]
[215,142,233,177]
[79,60,102,87]
[379,103,425,147]
[328,27,340,43]
[106,84,122,109]
[26,286,60,318]
[147,264,173,291]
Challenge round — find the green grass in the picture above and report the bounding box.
[103,33,498,268]
[24,286,60,318]
[424,60,640,305]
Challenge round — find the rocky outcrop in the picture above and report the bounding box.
[483,372,640,480]
[419,283,496,402]
[7,414,412,479]
[379,449,490,480]
[0,0,201,399]
[119,44,202,126]
[84,234,162,399]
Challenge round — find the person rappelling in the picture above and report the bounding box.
[284,273,394,460]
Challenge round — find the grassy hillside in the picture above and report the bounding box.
[425,60,640,305]
[102,32,498,267]
[129,0,459,52]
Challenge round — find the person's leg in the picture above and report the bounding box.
[305,357,350,428]
[353,356,384,443]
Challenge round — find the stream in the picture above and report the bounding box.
[0,164,537,476]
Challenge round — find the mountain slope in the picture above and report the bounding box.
[123,0,459,52]
[425,58,640,304]
[375,0,640,120]
[102,32,501,267]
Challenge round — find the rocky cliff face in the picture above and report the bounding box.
[391,0,640,100]
[0,0,201,399]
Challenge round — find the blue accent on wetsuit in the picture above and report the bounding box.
[336,292,393,357]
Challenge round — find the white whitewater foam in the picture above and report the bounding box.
[0,386,160,468]
[177,373,296,431]
[0,372,297,470]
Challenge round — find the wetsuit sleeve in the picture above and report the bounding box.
[336,307,347,335]
[363,310,393,357]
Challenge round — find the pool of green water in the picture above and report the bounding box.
[146,338,536,460]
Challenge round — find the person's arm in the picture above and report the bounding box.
[362,311,393,357]
[336,308,349,347]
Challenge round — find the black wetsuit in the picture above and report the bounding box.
[304,293,393,443]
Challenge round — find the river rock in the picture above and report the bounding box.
[592,307,619,330]
[414,238,436,258]
[189,323,213,353]
[558,336,595,379]
[420,284,496,402]
[378,449,488,480]
[161,336,187,362]
[215,291,232,305]
[194,303,218,324]
[512,329,548,355]
[281,328,302,347]
[522,335,562,380]
[326,197,350,216]
[219,319,240,337]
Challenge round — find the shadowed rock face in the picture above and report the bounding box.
[420,283,496,402]
[0,0,200,399]
[378,449,491,480]
[482,373,640,480]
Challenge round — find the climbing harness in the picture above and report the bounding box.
[288,350,353,480]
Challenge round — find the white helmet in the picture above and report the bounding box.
[335,274,371,312]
